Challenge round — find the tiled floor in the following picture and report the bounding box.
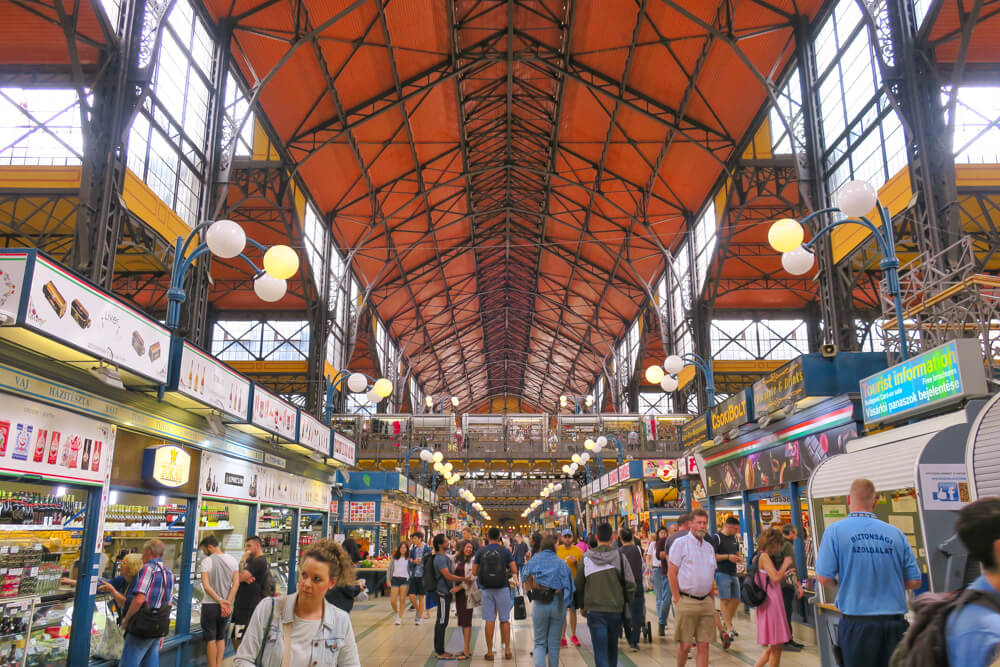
[346,592,822,666]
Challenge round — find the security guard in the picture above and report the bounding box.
[816,478,922,667]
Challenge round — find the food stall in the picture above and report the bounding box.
[641,459,687,531]
[807,340,989,667]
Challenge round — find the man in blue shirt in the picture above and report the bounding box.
[816,478,922,667]
[946,497,1000,666]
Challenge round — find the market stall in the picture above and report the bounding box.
[807,340,988,667]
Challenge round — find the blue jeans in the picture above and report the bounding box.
[658,571,672,625]
[120,634,159,667]
[652,568,667,625]
[531,597,565,667]
[586,611,623,667]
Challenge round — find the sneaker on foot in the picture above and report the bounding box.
[658,624,665,637]
[394,615,401,625]
[415,617,422,626]
[783,641,802,652]
[561,639,568,648]
[571,636,581,647]
[628,645,640,652]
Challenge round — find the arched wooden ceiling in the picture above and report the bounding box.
[196,0,825,407]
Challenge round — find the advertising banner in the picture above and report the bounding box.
[860,339,987,426]
[710,389,751,435]
[0,252,27,324]
[346,501,376,523]
[297,411,331,457]
[705,420,859,496]
[618,463,631,483]
[380,501,402,523]
[250,384,297,440]
[21,253,170,383]
[752,358,805,420]
[199,450,330,511]
[332,432,356,467]
[0,393,116,486]
[643,459,677,482]
[619,487,632,516]
[608,468,619,486]
[680,414,708,449]
[176,342,250,420]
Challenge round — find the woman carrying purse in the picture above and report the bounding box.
[521,535,575,667]
[234,539,361,667]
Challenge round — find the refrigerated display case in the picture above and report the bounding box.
[258,506,293,595]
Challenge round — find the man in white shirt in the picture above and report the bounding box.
[198,535,240,667]
[668,509,717,667]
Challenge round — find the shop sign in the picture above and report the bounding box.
[199,450,330,511]
[142,444,191,488]
[918,463,971,510]
[173,342,250,420]
[860,339,987,426]
[680,414,708,449]
[249,384,296,440]
[332,432,356,466]
[753,358,805,420]
[330,500,339,515]
[408,480,417,497]
[347,501,376,523]
[380,502,402,523]
[608,468,619,486]
[643,459,677,482]
[0,251,171,384]
[619,488,632,516]
[297,411,331,457]
[678,455,699,477]
[631,482,645,514]
[397,475,408,493]
[264,453,286,468]
[618,463,631,482]
[0,392,116,486]
[710,390,750,434]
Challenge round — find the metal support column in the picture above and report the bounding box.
[288,508,300,594]
[789,481,807,586]
[707,495,717,534]
[740,490,754,562]
[682,478,692,513]
[68,485,105,663]
[175,498,198,636]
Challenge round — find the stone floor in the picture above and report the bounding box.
[336,591,822,666]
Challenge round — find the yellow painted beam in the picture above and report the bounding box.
[121,169,193,253]
[956,163,1000,188]
[228,360,308,375]
[0,165,81,190]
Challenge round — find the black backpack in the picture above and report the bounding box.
[478,548,507,589]
[740,554,768,607]
[422,551,438,591]
[889,588,1000,667]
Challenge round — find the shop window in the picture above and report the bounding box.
[951,86,1000,164]
[0,88,85,165]
[303,202,326,291]
[770,69,802,156]
[692,204,718,292]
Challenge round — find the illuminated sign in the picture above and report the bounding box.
[710,390,750,434]
[860,339,987,425]
[643,459,677,482]
[142,445,192,488]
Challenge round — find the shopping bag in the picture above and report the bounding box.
[513,587,527,621]
[426,592,438,610]
[91,601,125,660]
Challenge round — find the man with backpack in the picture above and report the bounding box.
[816,478,921,667]
[472,527,518,660]
[408,532,432,625]
[576,523,636,667]
[890,496,1000,666]
[618,527,646,652]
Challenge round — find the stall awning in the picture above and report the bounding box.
[969,394,1000,498]
[810,410,970,499]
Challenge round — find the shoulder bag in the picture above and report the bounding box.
[126,562,172,639]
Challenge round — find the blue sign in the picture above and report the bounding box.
[859,339,986,425]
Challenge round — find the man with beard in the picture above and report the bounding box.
[668,509,717,667]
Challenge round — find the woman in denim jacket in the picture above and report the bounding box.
[521,534,575,667]
[234,539,361,667]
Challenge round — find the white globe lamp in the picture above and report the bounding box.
[373,378,393,398]
[596,436,608,449]
[767,218,805,253]
[585,395,595,407]
[253,274,286,302]
[645,365,665,384]
[205,220,246,259]
[782,246,816,276]
[661,375,679,392]
[366,388,380,404]
[562,464,571,474]
[580,452,590,463]
[664,354,684,375]
[837,180,878,218]
[419,449,433,462]
[262,244,299,280]
[346,373,368,393]
[432,451,444,463]
[584,438,595,450]
[571,454,581,464]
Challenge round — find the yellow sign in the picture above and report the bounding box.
[145,445,192,487]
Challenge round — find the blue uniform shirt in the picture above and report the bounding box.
[815,512,921,615]
[946,575,1000,667]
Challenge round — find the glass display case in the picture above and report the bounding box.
[0,596,32,667]
[192,500,251,628]
[258,506,293,596]
[298,512,324,552]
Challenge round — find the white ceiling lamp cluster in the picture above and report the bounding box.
[456,487,488,521]
[582,435,609,454]
[417,448,462,485]
[345,371,393,404]
[645,355,685,393]
[521,480,563,518]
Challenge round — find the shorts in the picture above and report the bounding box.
[715,572,740,599]
[481,587,513,623]
[409,577,425,595]
[391,576,409,587]
[673,595,716,644]
[200,602,230,642]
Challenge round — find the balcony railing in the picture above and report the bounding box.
[331,413,689,460]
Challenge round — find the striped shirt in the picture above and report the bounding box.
[134,558,174,609]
